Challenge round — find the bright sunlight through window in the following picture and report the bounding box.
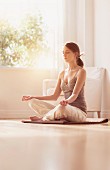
[0,0,63,69]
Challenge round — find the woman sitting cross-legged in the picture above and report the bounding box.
[22,42,87,122]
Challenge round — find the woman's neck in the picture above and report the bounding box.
[68,64,79,71]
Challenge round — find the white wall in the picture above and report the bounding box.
[93,0,110,117]
[0,68,55,118]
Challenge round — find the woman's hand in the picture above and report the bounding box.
[22,96,33,101]
[60,99,68,106]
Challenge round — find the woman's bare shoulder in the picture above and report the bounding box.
[78,67,86,74]
[58,70,65,79]
[77,67,86,80]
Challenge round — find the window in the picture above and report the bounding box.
[0,0,63,69]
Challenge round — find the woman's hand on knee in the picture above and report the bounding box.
[60,100,68,106]
[22,96,33,101]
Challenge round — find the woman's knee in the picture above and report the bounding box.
[56,104,65,111]
[54,104,66,119]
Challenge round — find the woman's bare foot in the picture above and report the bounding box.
[30,116,42,121]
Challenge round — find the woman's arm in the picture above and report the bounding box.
[22,72,63,101]
[60,68,86,105]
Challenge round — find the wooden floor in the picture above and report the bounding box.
[0,120,110,170]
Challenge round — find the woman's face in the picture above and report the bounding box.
[63,46,77,63]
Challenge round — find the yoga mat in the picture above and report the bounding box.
[22,118,108,124]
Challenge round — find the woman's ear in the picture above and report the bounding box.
[75,52,79,59]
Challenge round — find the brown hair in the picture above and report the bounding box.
[65,42,84,67]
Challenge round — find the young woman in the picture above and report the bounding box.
[22,42,87,122]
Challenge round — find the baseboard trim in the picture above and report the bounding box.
[0,110,110,119]
[0,110,34,119]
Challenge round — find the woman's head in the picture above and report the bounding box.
[63,42,84,67]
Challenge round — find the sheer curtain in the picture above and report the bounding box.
[49,0,64,78]
[62,0,86,66]
[51,0,86,77]
[36,0,64,78]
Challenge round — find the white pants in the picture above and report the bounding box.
[28,99,87,122]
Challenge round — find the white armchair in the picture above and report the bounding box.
[43,67,105,118]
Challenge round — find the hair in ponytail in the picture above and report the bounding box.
[65,42,84,67]
[77,55,84,68]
